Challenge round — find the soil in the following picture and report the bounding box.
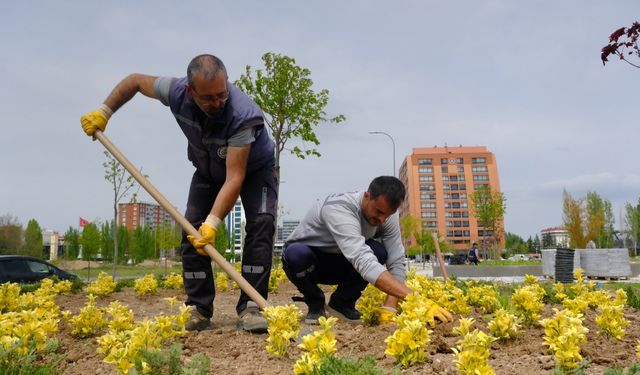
[53,282,640,375]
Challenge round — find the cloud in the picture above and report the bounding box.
[537,173,640,199]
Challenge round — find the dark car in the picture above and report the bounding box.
[0,255,79,284]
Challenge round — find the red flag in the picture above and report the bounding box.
[79,217,90,228]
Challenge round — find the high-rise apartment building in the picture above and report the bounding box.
[118,202,175,231]
[275,219,300,253]
[399,146,502,252]
[225,199,245,255]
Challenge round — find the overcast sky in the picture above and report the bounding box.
[1,1,638,240]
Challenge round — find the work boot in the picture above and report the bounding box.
[185,307,212,331]
[304,307,327,325]
[328,299,361,322]
[237,301,268,333]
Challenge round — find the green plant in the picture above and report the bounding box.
[0,339,61,375]
[115,278,136,291]
[602,363,640,375]
[624,286,640,309]
[315,355,384,375]
[132,344,210,375]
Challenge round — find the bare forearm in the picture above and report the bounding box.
[210,178,243,219]
[374,271,413,301]
[103,74,157,112]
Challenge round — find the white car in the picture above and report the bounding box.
[507,254,529,261]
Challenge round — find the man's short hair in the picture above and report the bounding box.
[368,176,406,210]
[187,54,228,85]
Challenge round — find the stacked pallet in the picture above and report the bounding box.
[541,249,581,277]
[579,248,631,278]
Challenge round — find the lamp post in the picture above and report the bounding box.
[368,131,396,177]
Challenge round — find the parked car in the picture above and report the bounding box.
[507,254,530,261]
[0,255,79,284]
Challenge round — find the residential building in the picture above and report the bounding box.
[225,198,245,256]
[118,202,176,231]
[275,220,300,253]
[540,226,570,248]
[399,145,503,252]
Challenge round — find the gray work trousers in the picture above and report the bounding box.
[181,165,276,317]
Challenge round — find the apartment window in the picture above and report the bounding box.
[422,221,437,228]
[421,212,437,218]
[449,175,458,182]
[474,184,490,190]
[458,175,465,182]
[456,158,464,164]
[472,166,488,173]
[419,185,435,191]
[445,212,452,218]
[458,166,464,173]
[441,166,448,173]
[442,175,449,181]
[440,158,449,164]
[418,167,433,173]
[419,176,434,182]
[473,175,489,181]
[418,158,432,165]
[443,185,450,191]
[472,157,486,164]
[420,194,436,200]
[421,203,436,209]
[446,221,453,227]
[449,184,459,191]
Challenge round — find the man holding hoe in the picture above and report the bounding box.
[80,54,276,333]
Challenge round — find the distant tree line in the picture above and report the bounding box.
[0,213,230,263]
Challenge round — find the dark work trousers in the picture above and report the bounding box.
[181,166,276,318]
[281,239,388,311]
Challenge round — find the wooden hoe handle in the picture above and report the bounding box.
[93,130,269,309]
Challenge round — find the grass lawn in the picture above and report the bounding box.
[73,263,184,280]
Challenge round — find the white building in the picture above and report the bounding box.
[540,226,570,248]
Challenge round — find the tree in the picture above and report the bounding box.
[533,234,541,253]
[585,192,615,248]
[541,233,555,249]
[101,220,114,262]
[399,214,421,247]
[526,236,535,253]
[235,52,345,228]
[103,150,142,277]
[63,227,81,260]
[601,21,640,68]
[505,232,526,255]
[0,214,22,255]
[22,219,43,258]
[117,226,129,264]
[80,223,101,280]
[470,186,506,259]
[563,190,615,248]
[130,226,154,264]
[625,198,640,255]
[154,222,181,259]
[215,220,230,260]
[563,190,585,248]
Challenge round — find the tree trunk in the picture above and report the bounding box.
[112,202,118,279]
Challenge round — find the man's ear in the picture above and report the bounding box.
[363,191,370,201]
[186,84,195,97]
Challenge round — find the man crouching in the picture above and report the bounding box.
[282,176,451,325]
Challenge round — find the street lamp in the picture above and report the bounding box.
[368,131,396,177]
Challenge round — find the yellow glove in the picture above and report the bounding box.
[187,215,221,256]
[80,104,112,137]
[378,306,397,324]
[427,303,453,327]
